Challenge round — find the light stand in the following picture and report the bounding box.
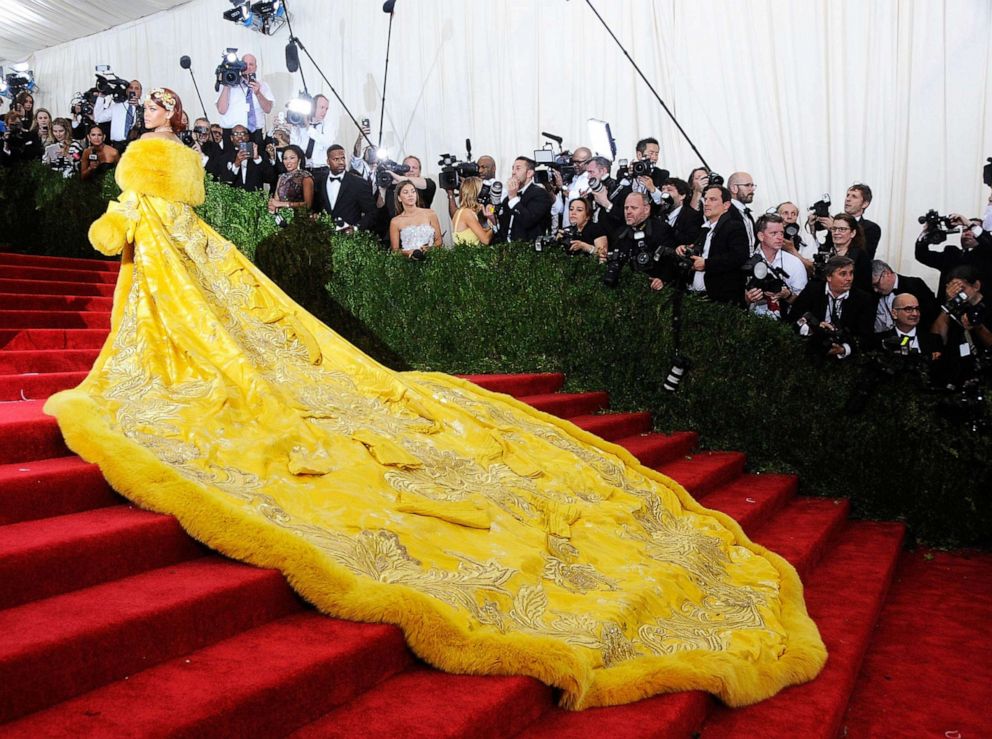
[378,1,397,147]
[179,56,207,119]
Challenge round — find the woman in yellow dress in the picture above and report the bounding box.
[45,88,826,711]
[452,177,495,246]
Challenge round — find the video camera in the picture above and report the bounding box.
[71,90,97,119]
[375,157,411,189]
[215,49,248,92]
[809,194,832,231]
[438,139,480,191]
[918,209,961,245]
[94,65,130,103]
[533,145,576,186]
[742,253,788,293]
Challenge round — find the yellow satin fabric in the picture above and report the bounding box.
[46,138,825,709]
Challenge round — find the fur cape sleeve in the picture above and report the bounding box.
[114,137,206,206]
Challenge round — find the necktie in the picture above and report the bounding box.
[830,296,844,324]
[744,207,752,217]
[246,88,257,132]
[124,105,134,137]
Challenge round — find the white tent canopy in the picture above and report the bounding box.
[5,0,992,279]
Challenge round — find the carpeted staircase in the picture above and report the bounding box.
[1,251,988,738]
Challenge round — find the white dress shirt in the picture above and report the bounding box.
[691,218,719,293]
[217,80,274,131]
[93,97,140,142]
[732,199,755,246]
[874,275,900,333]
[749,248,808,320]
[325,171,345,212]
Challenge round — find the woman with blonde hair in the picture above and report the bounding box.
[451,176,495,245]
[43,117,82,176]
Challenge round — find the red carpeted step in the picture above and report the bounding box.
[1,613,412,739]
[0,265,119,284]
[0,400,68,465]
[746,497,850,576]
[518,391,610,419]
[0,310,111,330]
[0,252,120,272]
[458,373,565,397]
[0,506,205,610]
[841,549,992,739]
[0,278,117,297]
[616,431,699,469]
[0,558,302,724]
[700,522,905,739]
[568,411,653,441]
[0,328,109,351]
[0,456,119,525]
[695,473,796,533]
[0,349,99,374]
[0,370,88,401]
[0,293,114,312]
[658,451,747,497]
[292,665,552,739]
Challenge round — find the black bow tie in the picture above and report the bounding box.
[329,176,342,182]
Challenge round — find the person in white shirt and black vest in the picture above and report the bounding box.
[790,255,875,359]
[497,156,553,243]
[92,79,143,152]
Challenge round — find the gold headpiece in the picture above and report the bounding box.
[145,88,177,112]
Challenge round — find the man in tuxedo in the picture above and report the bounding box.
[660,177,703,248]
[870,259,938,333]
[877,293,943,358]
[790,256,875,358]
[589,157,629,236]
[220,125,273,192]
[678,185,750,306]
[313,145,377,231]
[498,156,553,242]
[845,184,882,258]
[727,171,757,247]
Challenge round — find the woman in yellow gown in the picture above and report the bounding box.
[45,89,826,710]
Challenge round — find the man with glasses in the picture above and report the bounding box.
[877,293,942,358]
[728,171,757,247]
[215,53,273,149]
[870,259,938,333]
[221,124,273,192]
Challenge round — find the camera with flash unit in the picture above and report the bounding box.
[214,49,247,91]
[94,65,130,103]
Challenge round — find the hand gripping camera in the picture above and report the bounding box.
[918,209,961,246]
[214,49,247,92]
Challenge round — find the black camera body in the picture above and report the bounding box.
[918,209,961,245]
[942,291,986,327]
[478,180,503,207]
[437,153,480,191]
[810,194,832,231]
[95,68,129,103]
[376,159,412,189]
[602,227,681,287]
[800,311,848,353]
[214,50,247,92]
[742,253,786,293]
[784,222,801,241]
[631,158,653,177]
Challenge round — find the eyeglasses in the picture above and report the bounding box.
[894,306,921,312]
[829,226,851,233]
[737,183,756,188]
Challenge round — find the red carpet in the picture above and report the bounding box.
[0,250,988,737]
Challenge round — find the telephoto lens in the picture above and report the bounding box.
[663,356,690,392]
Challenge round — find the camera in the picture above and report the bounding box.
[602,230,677,287]
[214,49,247,92]
[707,172,725,187]
[94,65,129,103]
[742,253,786,293]
[941,290,986,327]
[437,151,480,191]
[534,226,580,254]
[798,312,848,353]
[533,146,576,186]
[375,158,411,189]
[588,176,604,194]
[783,222,801,241]
[71,90,96,119]
[179,130,195,147]
[479,180,503,207]
[657,191,675,215]
[917,209,961,245]
[809,194,832,231]
[631,158,653,177]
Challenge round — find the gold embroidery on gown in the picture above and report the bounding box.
[45,137,826,710]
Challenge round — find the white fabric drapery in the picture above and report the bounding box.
[11,0,992,280]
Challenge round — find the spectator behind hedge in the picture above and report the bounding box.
[268,144,313,214]
[32,108,55,147]
[80,124,119,181]
[43,117,82,177]
[827,213,872,293]
[451,177,495,246]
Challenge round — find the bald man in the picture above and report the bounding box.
[216,52,273,148]
[877,293,942,357]
[728,171,757,246]
[556,146,594,227]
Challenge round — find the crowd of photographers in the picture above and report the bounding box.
[3,54,992,416]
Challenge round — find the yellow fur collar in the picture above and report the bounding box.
[115,138,206,206]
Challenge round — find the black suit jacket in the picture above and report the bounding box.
[499,181,554,242]
[874,274,939,329]
[314,170,377,231]
[876,327,943,357]
[700,211,750,306]
[220,151,273,192]
[790,280,875,352]
[860,217,882,259]
[667,204,703,248]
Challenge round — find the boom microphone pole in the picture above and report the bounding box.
[179,55,207,119]
[378,0,397,147]
[580,0,710,170]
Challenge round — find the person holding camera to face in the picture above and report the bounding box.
[215,53,272,149]
[93,79,143,151]
[914,212,992,300]
[630,137,668,207]
[220,124,272,192]
[790,256,875,359]
[930,265,992,387]
[1,110,43,165]
[79,124,120,181]
[676,185,750,306]
[377,155,437,220]
[744,214,808,320]
[661,177,703,248]
[687,167,709,212]
[496,156,554,243]
[290,94,334,170]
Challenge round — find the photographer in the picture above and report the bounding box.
[313,144,377,232]
[446,154,500,218]
[687,167,709,211]
[42,118,82,177]
[631,137,668,206]
[585,156,617,226]
[931,265,992,388]
[914,213,992,299]
[290,94,334,170]
[870,259,938,333]
[877,293,943,359]
[93,79,143,150]
[497,156,553,243]
[790,256,874,359]
[220,124,272,192]
[745,214,807,320]
[661,177,703,248]
[377,155,437,220]
[14,91,35,128]
[845,184,881,258]
[777,201,817,277]
[452,177,495,245]
[70,90,97,139]
[215,53,272,148]
[188,117,224,180]
[79,124,119,181]
[557,198,608,260]
[678,185,749,306]
[32,109,55,147]
[1,111,43,165]
[551,147,593,228]
[606,192,671,289]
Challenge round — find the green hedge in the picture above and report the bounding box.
[2,161,989,548]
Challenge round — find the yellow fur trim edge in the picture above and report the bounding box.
[114,138,205,206]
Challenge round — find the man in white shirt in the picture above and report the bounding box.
[551,147,593,228]
[290,94,334,170]
[215,53,273,148]
[92,79,142,151]
[728,171,757,247]
[745,214,808,320]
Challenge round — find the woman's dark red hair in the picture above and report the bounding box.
[150,88,185,133]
